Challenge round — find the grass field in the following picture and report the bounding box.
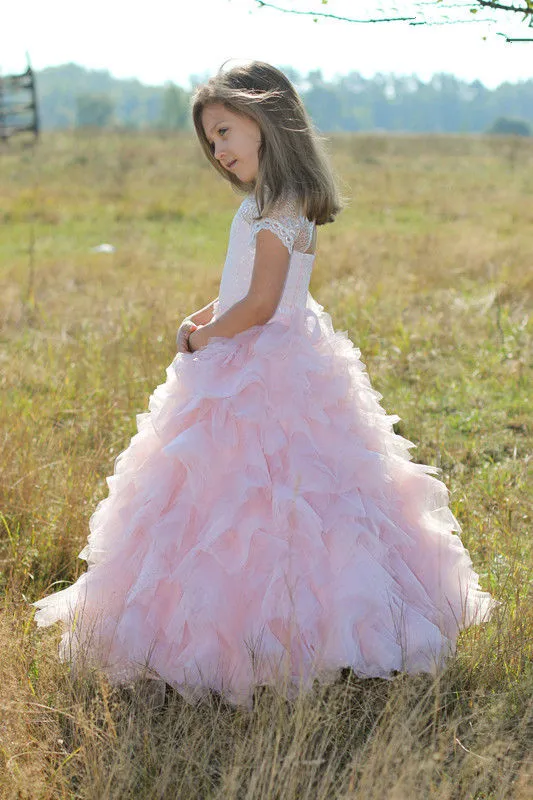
[0,131,532,799]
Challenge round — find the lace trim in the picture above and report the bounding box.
[242,194,315,255]
[300,220,315,254]
[250,216,299,254]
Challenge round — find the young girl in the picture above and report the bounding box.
[32,61,499,709]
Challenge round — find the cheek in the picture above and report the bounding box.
[249,136,260,160]
[241,131,258,157]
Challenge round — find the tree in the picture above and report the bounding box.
[487,116,532,135]
[75,93,114,128]
[158,82,190,130]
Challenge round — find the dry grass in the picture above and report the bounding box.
[0,131,532,799]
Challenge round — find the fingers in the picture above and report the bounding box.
[177,316,200,354]
[177,332,190,353]
[176,320,198,353]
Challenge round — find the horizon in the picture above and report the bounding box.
[19,59,533,92]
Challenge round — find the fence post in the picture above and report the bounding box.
[0,54,39,143]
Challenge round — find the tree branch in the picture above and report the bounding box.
[253,0,533,41]
[255,0,533,26]
[475,0,532,14]
[255,1,416,24]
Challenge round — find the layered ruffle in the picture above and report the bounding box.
[31,293,499,708]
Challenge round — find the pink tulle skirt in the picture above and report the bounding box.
[31,296,499,708]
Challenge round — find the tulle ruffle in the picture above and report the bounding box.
[31,293,499,709]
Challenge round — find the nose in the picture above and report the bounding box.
[213,142,226,161]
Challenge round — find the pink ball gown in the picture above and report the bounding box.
[31,192,499,708]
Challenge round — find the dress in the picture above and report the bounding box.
[31,192,499,709]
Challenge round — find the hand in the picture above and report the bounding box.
[187,326,203,352]
[176,319,198,354]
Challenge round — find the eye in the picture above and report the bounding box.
[218,127,228,137]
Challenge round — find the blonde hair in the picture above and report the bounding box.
[191,60,343,225]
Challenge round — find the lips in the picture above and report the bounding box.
[225,159,237,169]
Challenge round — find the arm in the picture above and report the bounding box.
[189,229,291,352]
[188,297,218,326]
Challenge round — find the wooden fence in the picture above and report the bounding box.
[0,61,39,142]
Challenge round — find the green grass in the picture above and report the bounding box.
[0,130,531,799]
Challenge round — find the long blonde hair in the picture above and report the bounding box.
[191,61,343,225]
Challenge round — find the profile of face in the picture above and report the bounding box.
[201,103,262,183]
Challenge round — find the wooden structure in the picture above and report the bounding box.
[0,57,39,142]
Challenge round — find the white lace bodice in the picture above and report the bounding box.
[213,193,316,324]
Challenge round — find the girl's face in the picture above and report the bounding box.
[202,103,262,183]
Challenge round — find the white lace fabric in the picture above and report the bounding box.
[214,193,316,323]
[245,194,315,255]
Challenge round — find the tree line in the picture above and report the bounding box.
[33,62,532,135]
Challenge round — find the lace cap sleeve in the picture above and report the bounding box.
[247,194,313,255]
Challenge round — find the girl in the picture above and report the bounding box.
[32,61,499,709]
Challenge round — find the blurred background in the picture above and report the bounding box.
[1,0,532,135]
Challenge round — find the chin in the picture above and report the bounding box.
[240,172,257,184]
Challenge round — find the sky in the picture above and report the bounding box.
[1,0,531,89]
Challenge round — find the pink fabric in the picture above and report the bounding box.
[31,194,499,708]
[31,296,498,708]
